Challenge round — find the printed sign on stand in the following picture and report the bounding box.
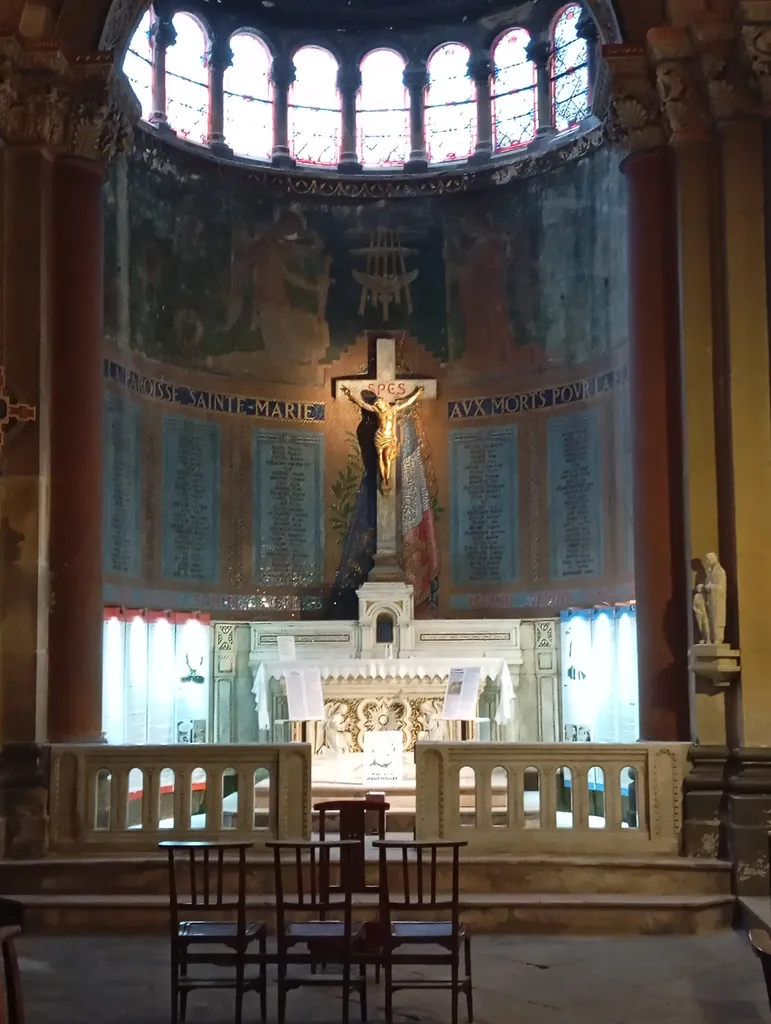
[364,731,404,784]
[442,666,482,721]
[285,667,325,722]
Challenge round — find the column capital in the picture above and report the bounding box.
[206,34,233,73]
[647,29,711,145]
[336,62,361,96]
[602,44,668,153]
[270,52,296,92]
[525,38,551,69]
[150,14,176,51]
[738,1,771,114]
[467,50,493,85]
[403,60,428,93]
[0,37,140,163]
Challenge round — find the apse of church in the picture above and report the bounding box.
[102,134,632,625]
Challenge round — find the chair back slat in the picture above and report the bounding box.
[160,841,251,927]
[376,840,466,935]
[268,839,359,941]
[314,798,390,896]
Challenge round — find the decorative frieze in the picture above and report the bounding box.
[602,45,667,153]
[739,1,771,113]
[0,37,139,161]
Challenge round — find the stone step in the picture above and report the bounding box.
[13,891,734,937]
[0,854,732,899]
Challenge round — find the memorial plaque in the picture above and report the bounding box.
[547,410,603,579]
[253,429,324,587]
[450,425,518,586]
[618,400,634,573]
[161,416,221,583]
[103,392,142,576]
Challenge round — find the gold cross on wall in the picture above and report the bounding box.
[0,367,36,451]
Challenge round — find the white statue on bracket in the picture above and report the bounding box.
[704,552,727,645]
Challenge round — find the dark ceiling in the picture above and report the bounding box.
[195,0,534,31]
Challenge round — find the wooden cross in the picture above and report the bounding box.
[334,337,437,582]
[0,367,36,452]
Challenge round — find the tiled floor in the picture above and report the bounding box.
[15,931,771,1023]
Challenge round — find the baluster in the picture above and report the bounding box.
[571,765,589,831]
[109,767,127,833]
[605,765,624,830]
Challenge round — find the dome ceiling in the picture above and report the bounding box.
[194,0,536,31]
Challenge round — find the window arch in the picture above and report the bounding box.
[551,4,589,131]
[224,33,273,159]
[123,9,153,120]
[491,28,536,151]
[289,47,341,165]
[358,49,409,168]
[165,12,209,143]
[425,43,476,164]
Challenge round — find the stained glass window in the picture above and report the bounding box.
[288,47,340,165]
[123,9,153,120]
[551,4,589,132]
[492,28,536,151]
[224,33,273,160]
[358,49,409,167]
[425,43,476,163]
[165,12,209,143]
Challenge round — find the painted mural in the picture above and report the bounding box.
[102,129,631,617]
[103,134,627,384]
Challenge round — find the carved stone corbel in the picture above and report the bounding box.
[602,44,667,153]
[0,36,139,162]
[647,28,710,145]
[738,0,771,113]
[691,16,755,123]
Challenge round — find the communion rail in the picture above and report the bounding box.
[48,743,311,854]
[414,742,691,856]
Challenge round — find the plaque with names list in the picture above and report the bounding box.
[103,391,142,577]
[547,409,603,580]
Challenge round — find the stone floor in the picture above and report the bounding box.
[14,931,771,1024]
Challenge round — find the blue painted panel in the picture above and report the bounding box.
[161,416,221,583]
[449,425,518,587]
[253,429,324,587]
[103,392,142,577]
[547,409,603,580]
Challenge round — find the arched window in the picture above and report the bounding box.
[289,47,340,165]
[224,33,273,159]
[491,29,536,151]
[425,43,476,164]
[165,12,209,143]
[551,5,589,132]
[358,50,409,168]
[123,9,153,120]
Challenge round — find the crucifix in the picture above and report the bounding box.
[334,337,437,582]
[0,366,36,453]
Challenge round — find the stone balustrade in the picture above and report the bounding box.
[48,743,311,853]
[414,742,690,856]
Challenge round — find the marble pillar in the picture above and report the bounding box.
[337,64,362,173]
[48,156,106,744]
[403,61,428,172]
[206,35,233,154]
[468,51,493,163]
[623,145,690,742]
[271,53,296,169]
[527,39,555,138]
[149,14,175,130]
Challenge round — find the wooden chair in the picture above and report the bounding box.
[314,797,390,981]
[160,840,267,1024]
[750,929,771,1013]
[267,838,367,1024]
[0,926,24,1024]
[374,839,472,1024]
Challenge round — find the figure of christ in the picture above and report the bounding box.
[341,383,425,493]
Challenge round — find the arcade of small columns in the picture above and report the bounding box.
[141,3,600,172]
[1,7,771,875]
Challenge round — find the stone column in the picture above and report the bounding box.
[149,13,175,130]
[0,49,136,853]
[468,51,493,164]
[337,63,362,173]
[527,38,555,137]
[605,47,690,743]
[403,60,428,172]
[271,52,296,169]
[48,156,107,745]
[206,35,233,154]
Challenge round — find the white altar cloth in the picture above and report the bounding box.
[251,657,515,730]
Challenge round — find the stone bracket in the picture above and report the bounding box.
[689,643,741,687]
